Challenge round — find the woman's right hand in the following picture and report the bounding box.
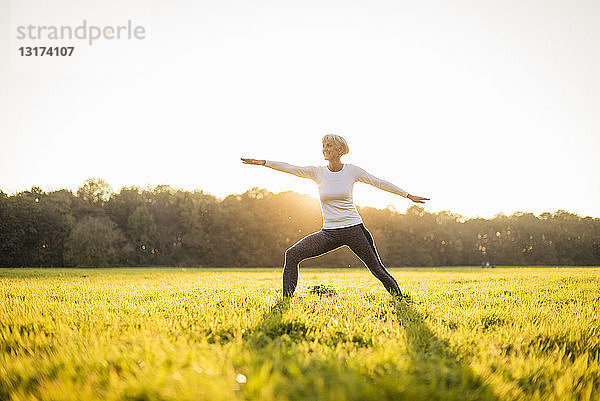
[241,158,266,166]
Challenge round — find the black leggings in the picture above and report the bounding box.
[283,223,402,297]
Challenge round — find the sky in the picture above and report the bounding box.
[1,0,599,219]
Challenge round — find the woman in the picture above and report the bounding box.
[241,134,429,298]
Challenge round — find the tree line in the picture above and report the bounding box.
[1,178,599,267]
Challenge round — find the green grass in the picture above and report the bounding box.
[1,267,599,401]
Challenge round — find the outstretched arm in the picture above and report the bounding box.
[241,158,316,180]
[355,166,430,204]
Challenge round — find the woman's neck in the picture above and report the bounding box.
[328,159,343,172]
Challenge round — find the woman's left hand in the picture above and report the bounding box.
[407,194,430,204]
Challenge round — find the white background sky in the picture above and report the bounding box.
[1,0,599,218]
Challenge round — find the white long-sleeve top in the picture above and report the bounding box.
[264,161,409,229]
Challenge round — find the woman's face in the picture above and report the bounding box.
[322,141,340,160]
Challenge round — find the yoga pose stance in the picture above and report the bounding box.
[242,134,429,298]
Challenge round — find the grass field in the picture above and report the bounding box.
[1,267,599,401]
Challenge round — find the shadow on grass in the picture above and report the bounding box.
[391,297,499,400]
[240,295,500,401]
[242,298,293,347]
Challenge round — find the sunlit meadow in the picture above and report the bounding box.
[1,267,599,401]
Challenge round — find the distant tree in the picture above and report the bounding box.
[146,185,181,265]
[173,190,218,266]
[104,186,145,229]
[64,215,129,267]
[0,189,42,266]
[77,178,113,206]
[127,205,158,264]
[36,190,77,266]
